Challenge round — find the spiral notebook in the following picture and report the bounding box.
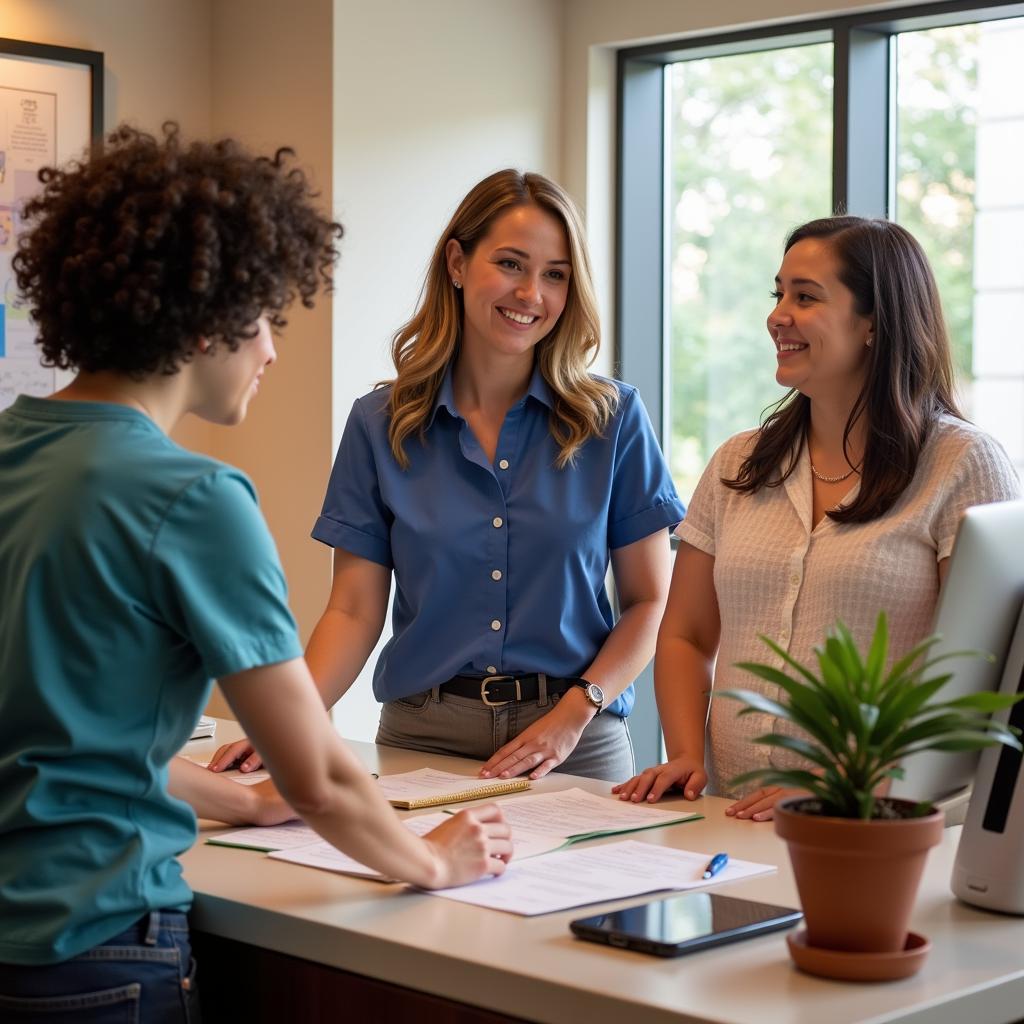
[376,768,531,809]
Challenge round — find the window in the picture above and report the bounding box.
[895,17,1024,471]
[620,2,1024,504]
[666,43,833,498]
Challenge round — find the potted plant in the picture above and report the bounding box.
[720,612,1022,980]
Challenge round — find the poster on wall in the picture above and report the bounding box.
[0,38,103,411]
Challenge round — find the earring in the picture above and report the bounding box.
[866,335,874,348]
[452,279,462,290]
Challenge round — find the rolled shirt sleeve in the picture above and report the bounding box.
[312,397,394,568]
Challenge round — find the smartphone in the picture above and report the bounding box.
[570,892,802,957]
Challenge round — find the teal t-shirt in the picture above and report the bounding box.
[0,396,303,964]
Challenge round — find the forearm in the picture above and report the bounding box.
[304,605,383,708]
[541,599,664,738]
[583,599,664,704]
[655,634,713,761]
[168,756,264,825]
[222,662,444,888]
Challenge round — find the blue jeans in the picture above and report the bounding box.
[0,910,200,1023]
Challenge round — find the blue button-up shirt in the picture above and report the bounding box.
[312,367,684,717]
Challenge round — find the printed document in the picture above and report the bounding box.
[267,813,449,879]
[428,839,775,916]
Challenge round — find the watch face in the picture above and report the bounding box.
[585,682,605,707]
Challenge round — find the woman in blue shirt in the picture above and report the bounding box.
[213,170,684,782]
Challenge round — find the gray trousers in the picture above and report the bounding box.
[376,681,635,783]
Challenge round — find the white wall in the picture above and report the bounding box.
[331,0,565,740]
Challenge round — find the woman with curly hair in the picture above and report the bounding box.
[615,216,1020,819]
[0,124,510,1022]
[211,169,684,784]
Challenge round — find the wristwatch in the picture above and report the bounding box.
[576,679,605,715]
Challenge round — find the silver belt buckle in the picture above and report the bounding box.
[481,674,520,707]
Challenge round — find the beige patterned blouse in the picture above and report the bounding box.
[676,415,1021,797]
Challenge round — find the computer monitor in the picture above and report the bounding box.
[890,499,1024,802]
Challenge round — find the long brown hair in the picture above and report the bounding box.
[724,216,963,523]
[385,169,618,469]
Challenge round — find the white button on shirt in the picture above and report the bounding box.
[498,459,510,470]
[677,416,1021,798]
[492,517,503,528]
[490,620,502,631]
[491,570,502,581]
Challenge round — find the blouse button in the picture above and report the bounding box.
[492,516,503,528]
[487,665,497,674]
[491,569,502,581]
[790,573,800,586]
[491,619,502,631]
[498,459,510,470]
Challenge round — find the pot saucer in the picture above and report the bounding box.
[787,929,931,982]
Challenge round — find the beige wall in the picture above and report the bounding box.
[204,0,335,720]
[0,0,212,134]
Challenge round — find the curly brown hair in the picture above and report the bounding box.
[12,122,341,376]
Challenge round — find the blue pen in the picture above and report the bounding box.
[702,852,728,879]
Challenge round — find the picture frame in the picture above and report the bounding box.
[0,37,103,409]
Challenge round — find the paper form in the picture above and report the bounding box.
[266,813,449,879]
[224,771,271,786]
[185,759,271,786]
[427,839,776,916]
[207,820,316,852]
[490,788,699,844]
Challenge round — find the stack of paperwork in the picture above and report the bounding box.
[205,774,775,914]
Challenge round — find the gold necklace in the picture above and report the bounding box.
[809,461,857,484]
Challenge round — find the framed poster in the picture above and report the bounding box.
[0,38,103,411]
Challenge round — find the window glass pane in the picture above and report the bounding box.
[896,18,1024,473]
[667,44,833,502]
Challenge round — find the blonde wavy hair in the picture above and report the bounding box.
[385,169,618,469]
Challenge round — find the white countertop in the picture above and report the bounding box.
[181,723,1024,1024]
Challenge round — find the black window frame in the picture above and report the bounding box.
[616,0,1024,766]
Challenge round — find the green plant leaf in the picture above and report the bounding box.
[883,712,986,752]
[872,674,953,739]
[885,633,944,683]
[718,689,795,721]
[749,733,835,771]
[727,768,834,804]
[732,664,845,748]
[859,702,880,733]
[755,635,823,687]
[721,616,1021,818]
[814,646,862,735]
[864,612,889,702]
[904,736,1011,753]
[934,691,1024,713]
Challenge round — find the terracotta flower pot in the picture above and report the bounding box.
[774,797,944,954]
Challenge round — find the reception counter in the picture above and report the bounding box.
[181,724,1024,1024]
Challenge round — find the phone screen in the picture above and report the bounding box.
[570,893,801,957]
